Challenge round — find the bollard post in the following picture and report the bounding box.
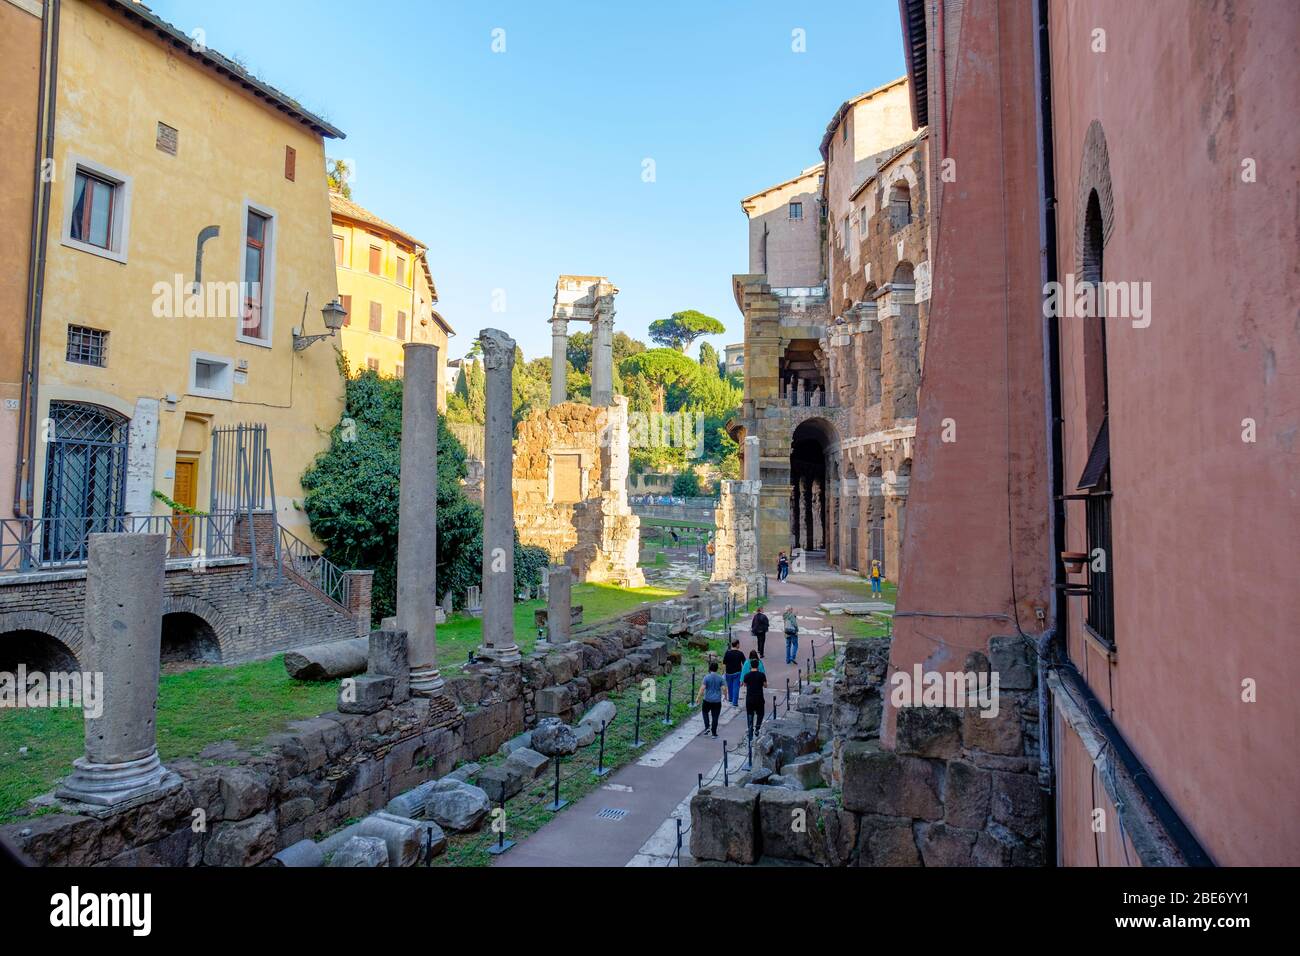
[785,676,790,707]
[547,754,568,811]
[698,772,704,791]
[745,732,753,771]
[675,817,683,867]
[798,665,803,692]
[486,794,515,855]
[593,720,611,777]
[632,696,644,748]
[663,678,674,725]
[723,742,729,787]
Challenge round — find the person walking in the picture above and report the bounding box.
[777,551,789,581]
[722,639,745,706]
[740,649,765,683]
[706,535,716,572]
[783,605,800,664]
[696,661,724,737]
[750,605,770,658]
[743,656,768,738]
[870,559,884,598]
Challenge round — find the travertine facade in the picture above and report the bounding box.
[726,78,929,585]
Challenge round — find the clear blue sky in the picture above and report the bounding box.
[148,0,907,362]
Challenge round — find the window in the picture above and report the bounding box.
[242,208,272,343]
[369,301,382,333]
[188,352,234,399]
[842,215,849,247]
[788,201,803,221]
[395,255,407,286]
[396,310,407,340]
[333,234,345,266]
[368,245,383,275]
[284,146,296,182]
[860,207,870,237]
[842,121,848,143]
[70,170,115,249]
[888,182,912,230]
[66,325,108,367]
[395,363,404,379]
[340,294,352,326]
[1085,489,1114,647]
[367,358,380,373]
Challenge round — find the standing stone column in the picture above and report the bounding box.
[477,329,522,664]
[542,564,572,647]
[398,342,443,696]
[57,533,179,809]
[591,303,615,406]
[550,313,569,406]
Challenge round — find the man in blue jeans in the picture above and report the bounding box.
[722,640,745,706]
[783,605,799,664]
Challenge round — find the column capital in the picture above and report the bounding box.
[480,328,516,371]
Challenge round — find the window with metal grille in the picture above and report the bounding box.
[1085,491,1115,647]
[65,325,108,367]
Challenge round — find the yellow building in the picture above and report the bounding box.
[25,0,346,550]
[330,193,452,407]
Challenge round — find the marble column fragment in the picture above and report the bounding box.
[477,328,522,664]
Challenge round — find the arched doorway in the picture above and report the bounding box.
[0,630,78,672]
[160,612,222,667]
[790,418,836,556]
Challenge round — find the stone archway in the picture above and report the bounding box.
[0,611,83,670]
[160,595,229,664]
[790,417,837,556]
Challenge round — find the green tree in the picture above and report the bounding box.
[326,158,353,199]
[567,330,591,374]
[698,341,721,378]
[618,348,702,414]
[649,310,726,352]
[302,370,533,622]
[672,468,701,497]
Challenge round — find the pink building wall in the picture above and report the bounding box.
[1049,0,1300,867]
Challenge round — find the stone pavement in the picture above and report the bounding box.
[494,558,871,867]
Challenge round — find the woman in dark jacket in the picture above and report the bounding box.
[750,606,769,658]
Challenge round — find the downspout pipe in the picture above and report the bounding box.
[1033,0,1064,866]
[14,0,61,521]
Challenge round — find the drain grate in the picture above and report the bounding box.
[596,807,629,821]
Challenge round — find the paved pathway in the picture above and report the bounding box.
[494,561,862,868]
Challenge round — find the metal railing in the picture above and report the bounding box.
[0,512,242,573]
[279,526,351,609]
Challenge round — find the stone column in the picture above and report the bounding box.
[57,533,179,809]
[397,342,443,696]
[550,314,569,405]
[743,435,761,482]
[591,303,615,406]
[812,479,824,550]
[542,564,572,647]
[477,328,522,664]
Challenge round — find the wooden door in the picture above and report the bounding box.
[173,459,198,557]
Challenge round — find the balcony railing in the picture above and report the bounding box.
[0,512,242,574]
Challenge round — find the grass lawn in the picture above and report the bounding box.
[0,582,680,825]
[828,578,898,605]
[0,656,339,824]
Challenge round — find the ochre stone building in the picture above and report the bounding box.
[729,77,930,583]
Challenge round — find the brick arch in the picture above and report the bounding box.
[161,594,232,661]
[0,610,83,664]
[1075,120,1115,276]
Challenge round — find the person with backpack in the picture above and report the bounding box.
[722,639,746,706]
[783,605,800,664]
[740,649,765,682]
[695,661,725,737]
[743,656,768,738]
[870,559,884,597]
[750,605,770,658]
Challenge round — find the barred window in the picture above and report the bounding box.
[66,325,108,367]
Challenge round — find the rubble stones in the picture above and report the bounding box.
[689,787,759,864]
[329,835,389,867]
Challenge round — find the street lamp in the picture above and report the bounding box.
[293,297,348,351]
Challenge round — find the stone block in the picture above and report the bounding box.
[757,788,857,866]
[368,629,411,703]
[204,813,276,867]
[271,839,323,867]
[338,675,395,715]
[689,786,759,864]
[988,636,1035,691]
[497,731,533,757]
[579,699,616,731]
[943,760,992,830]
[426,781,491,832]
[915,822,979,866]
[356,811,438,867]
[757,712,819,772]
[534,684,573,719]
[477,765,526,803]
[329,835,389,867]
[894,706,962,758]
[214,766,271,821]
[991,771,1041,840]
[780,752,825,790]
[529,718,578,757]
[841,741,942,820]
[504,747,550,781]
[961,701,1023,756]
[284,638,368,681]
[856,814,921,867]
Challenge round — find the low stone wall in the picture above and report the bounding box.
[690,635,1044,867]
[3,614,673,866]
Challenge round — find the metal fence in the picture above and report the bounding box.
[0,512,242,573]
[280,526,351,609]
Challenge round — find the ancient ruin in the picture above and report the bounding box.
[513,276,644,588]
